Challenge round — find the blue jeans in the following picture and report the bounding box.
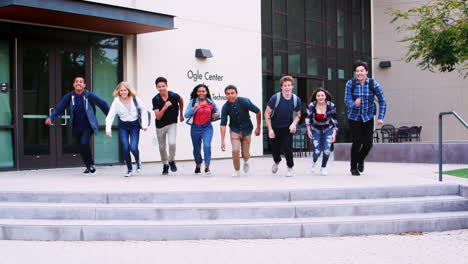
[119,120,140,171]
[73,127,93,167]
[311,128,333,168]
[190,123,213,166]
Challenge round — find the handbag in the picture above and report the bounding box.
[132,96,151,129]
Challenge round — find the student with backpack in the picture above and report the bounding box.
[45,76,109,175]
[306,88,338,176]
[184,84,220,176]
[264,75,302,177]
[345,61,387,176]
[106,82,149,177]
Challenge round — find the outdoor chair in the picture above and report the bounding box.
[380,124,396,143]
[373,129,380,143]
[396,126,410,142]
[292,125,309,157]
[408,126,422,141]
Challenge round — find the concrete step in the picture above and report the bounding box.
[0,184,461,204]
[0,196,467,220]
[1,211,468,240]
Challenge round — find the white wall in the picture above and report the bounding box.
[90,0,263,163]
[372,0,468,142]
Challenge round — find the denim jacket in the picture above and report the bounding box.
[184,97,220,125]
[48,90,110,134]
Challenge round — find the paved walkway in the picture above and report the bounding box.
[0,156,466,192]
[0,229,467,264]
[1,157,467,264]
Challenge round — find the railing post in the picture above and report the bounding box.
[438,111,468,182]
[438,113,443,182]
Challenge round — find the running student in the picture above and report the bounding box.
[45,76,109,174]
[152,77,184,175]
[220,85,261,177]
[184,84,220,176]
[306,88,338,176]
[264,75,302,177]
[106,82,149,177]
[345,60,386,176]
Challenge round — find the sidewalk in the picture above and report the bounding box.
[0,156,466,192]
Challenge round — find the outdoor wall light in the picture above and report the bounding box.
[379,61,392,68]
[195,49,213,59]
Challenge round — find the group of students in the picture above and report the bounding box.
[45,60,386,178]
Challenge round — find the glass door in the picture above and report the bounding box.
[55,46,89,167]
[18,41,90,169]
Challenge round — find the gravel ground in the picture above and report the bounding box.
[1,229,467,264]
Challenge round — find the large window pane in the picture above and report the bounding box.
[273,39,287,51]
[326,0,336,23]
[288,0,305,41]
[337,10,345,49]
[288,42,304,74]
[22,47,49,155]
[262,0,272,35]
[0,40,13,168]
[306,0,323,20]
[306,45,323,76]
[274,52,287,76]
[327,24,337,47]
[273,13,287,38]
[0,40,12,126]
[92,36,121,164]
[273,0,286,12]
[262,37,272,72]
[306,21,323,45]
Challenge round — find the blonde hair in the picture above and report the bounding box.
[113,81,137,97]
[280,75,294,86]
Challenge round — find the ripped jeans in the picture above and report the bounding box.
[311,127,334,168]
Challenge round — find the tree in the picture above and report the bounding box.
[386,0,468,77]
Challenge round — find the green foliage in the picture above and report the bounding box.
[386,0,468,77]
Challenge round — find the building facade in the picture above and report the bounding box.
[0,0,465,170]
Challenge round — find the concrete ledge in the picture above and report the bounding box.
[334,142,468,164]
[0,184,460,203]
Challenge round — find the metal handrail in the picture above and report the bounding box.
[438,111,468,182]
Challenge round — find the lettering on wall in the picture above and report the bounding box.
[187,70,223,82]
[186,69,227,101]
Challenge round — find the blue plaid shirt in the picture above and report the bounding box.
[345,77,386,122]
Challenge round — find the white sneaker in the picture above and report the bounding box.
[232,170,240,177]
[136,162,142,174]
[243,161,250,173]
[125,170,132,177]
[311,162,317,174]
[320,167,328,176]
[272,163,279,174]
[286,167,294,177]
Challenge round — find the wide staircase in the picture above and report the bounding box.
[0,184,467,241]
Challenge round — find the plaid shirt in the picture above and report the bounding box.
[305,101,338,131]
[345,77,386,122]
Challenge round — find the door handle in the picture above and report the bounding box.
[49,108,54,126]
[61,109,68,126]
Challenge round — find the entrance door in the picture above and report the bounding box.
[18,41,91,169]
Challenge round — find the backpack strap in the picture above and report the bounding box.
[270,92,298,121]
[351,78,375,98]
[269,92,281,118]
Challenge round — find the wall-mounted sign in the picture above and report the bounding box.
[187,70,223,82]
